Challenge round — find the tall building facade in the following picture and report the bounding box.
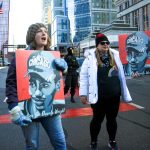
[116,0,150,31]
[67,0,75,44]
[50,0,70,54]
[0,0,9,57]
[73,0,117,43]
[42,0,51,36]
[42,0,51,26]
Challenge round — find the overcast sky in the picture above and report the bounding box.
[9,0,42,45]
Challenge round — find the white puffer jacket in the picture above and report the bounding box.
[79,48,132,104]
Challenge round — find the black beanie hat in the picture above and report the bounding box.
[67,47,73,55]
[26,23,47,45]
[95,33,109,47]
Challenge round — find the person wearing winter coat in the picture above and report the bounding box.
[79,33,132,150]
[5,23,67,150]
[64,47,79,103]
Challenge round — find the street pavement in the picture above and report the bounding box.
[0,67,150,150]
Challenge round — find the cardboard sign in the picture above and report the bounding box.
[16,50,65,119]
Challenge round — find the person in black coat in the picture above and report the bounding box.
[64,47,79,103]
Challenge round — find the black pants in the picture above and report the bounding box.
[90,95,120,142]
[64,74,78,96]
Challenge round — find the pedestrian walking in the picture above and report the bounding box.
[5,23,67,150]
[64,47,79,103]
[79,33,132,150]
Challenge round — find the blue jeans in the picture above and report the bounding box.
[21,115,67,150]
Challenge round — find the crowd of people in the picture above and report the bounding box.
[5,22,134,150]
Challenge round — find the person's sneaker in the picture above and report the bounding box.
[90,142,98,150]
[108,141,119,150]
[70,97,75,103]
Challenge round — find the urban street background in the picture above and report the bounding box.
[0,67,150,150]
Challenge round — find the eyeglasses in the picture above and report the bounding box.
[100,41,110,45]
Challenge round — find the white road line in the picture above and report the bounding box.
[129,102,144,109]
[0,67,5,69]
[126,76,132,80]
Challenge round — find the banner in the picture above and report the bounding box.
[16,50,65,119]
[119,31,150,75]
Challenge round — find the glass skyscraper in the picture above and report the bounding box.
[73,0,117,43]
[50,0,70,54]
[42,0,51,36]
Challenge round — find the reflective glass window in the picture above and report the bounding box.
[54,0,62,7]
[143,5,149,30]
[57,31,68,43]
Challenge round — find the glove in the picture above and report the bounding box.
[9,106,32,126]
[54,58,68,73]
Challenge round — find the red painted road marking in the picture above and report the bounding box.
[62,107,92,118]
[119,102,137,112]
[0,114,11,124]
[62,103,137,118]
[0,103,137,124]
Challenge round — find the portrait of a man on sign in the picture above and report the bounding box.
[16,50,65,119]
[125,31,150,74]
[119,31,150,76]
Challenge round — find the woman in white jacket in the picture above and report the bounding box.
[79,33,132,150]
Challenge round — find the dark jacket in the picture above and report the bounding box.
[5,58,18,109]
[64,55,79,74]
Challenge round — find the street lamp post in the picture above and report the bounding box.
[77,25,80,57]
[0,50,4,66]
[79,39,80,57]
